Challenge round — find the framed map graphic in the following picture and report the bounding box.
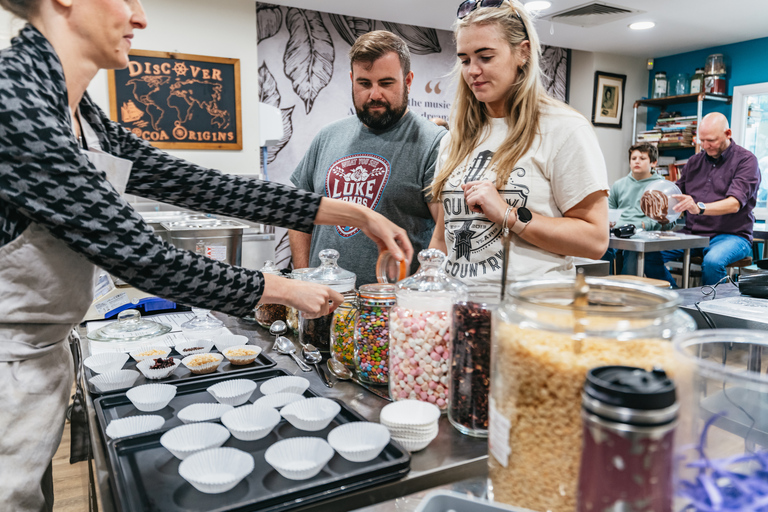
[108,50,242,150]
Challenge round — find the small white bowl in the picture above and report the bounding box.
[83,352,129,374]
[207,379,257,407]
[179,447,254,494]
[174,338,214,357]
[391,432,437,452]
[213,334,249,352]
[105,415,165,439]
[221,405,281,441]
[178,403,234,424]
[129,346,172,363]
[280,397,341,431]
[253,392,305,410]
[260,376,310,396]
[91,369,140,393]
[380,400,441,428]
[221,345,262,366]
[160,422,230,460]
[327,422,390,462]
[126,383,177,412]
[264,437,334,480]
[181,353,224,375]
[136,357,180,380]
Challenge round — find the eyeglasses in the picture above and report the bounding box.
[456,0,530,40]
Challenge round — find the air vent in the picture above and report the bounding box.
[543,2,643,28]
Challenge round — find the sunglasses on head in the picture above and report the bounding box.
[456,0,530,40]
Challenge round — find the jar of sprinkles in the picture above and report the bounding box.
[354,284,396,385]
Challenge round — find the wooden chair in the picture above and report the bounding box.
[689,255,753,281]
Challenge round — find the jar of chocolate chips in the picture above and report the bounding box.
[253,260,288,329]
[449,290,498,437]
[300,249,356,352]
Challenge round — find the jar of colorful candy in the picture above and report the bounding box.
[300,250,355,352]
[330,296,357,367]
[354,283,396,385]
[389,249,467,409]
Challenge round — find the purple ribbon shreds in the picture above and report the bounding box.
[677,413,768,511]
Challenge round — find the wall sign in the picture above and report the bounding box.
[108,50,243,150]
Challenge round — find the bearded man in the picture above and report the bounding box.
[289,31,446,286]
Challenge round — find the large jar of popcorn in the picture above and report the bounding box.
[252,260,287,329]
[354,283,396,385]
[389,249,467,409]
[300,250,355,352]
[488,276,695,512]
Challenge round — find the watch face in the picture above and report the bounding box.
[518,207,532,223]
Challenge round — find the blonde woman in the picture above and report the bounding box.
[429,0,609,290]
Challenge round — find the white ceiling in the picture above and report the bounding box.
[263,0,768,58]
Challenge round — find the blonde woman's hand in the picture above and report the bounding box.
[260,274,344,319]
[462,180,510,225]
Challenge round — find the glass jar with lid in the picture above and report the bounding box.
[449,290,499,437]
[354,283,396,385]
[670,72,690,96]
[252,260,288,329]
[487,276,695,512]
[286,267,313,335]
[652,71,667,98]
[704,53,726,75]
[330,297,357,367]
[300,249,356,352]
[690,68,705,94]
[389,249,467,409]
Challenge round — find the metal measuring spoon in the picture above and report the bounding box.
[326,359,392,401]
[302,345,332,388]
[274,336,312,372]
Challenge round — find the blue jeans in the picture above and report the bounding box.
[643,234,752,287]
[601,249,638,275]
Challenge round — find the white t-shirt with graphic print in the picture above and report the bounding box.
[436,104,608,292]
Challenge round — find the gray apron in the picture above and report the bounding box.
[0,114,132,512]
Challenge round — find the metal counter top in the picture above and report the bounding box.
[79,313,487,512]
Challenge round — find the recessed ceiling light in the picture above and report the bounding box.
[629,21,655,30]
[524,1,552,11]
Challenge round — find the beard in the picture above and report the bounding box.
[354,87,408,131]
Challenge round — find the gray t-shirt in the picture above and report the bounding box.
[291,111,446,286]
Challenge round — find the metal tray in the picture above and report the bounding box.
[414,491,535,512]
[85,346,276,396]
[97,369,411,512]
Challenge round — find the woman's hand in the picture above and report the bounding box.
[462,180,510,225]
[260,274,344,319]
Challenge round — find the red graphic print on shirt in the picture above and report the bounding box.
[325,153,391,238]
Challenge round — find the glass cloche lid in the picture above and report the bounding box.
[87,309,172,342]
[303,249,356,292]
[180,307,224,333]
[395,249,467,311]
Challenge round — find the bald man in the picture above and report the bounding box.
[644,113,761,286]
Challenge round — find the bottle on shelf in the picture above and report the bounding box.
[652,72,667,99]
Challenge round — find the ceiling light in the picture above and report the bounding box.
[524,1,552,11]
[629,21,655,30]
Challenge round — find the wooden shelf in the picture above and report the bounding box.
[634,93,732,108]
[657,143,696,150]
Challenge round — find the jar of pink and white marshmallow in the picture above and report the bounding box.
[389,249,467,409]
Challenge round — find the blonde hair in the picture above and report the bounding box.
[431,0,565,199]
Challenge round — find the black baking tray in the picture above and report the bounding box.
[97,368,411,512]
[85,345,276,396]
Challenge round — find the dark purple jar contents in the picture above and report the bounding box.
[449,300,492,436]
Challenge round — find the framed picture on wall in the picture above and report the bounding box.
[591,71,626,128]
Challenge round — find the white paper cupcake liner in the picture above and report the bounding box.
[83,352,129,374]
[129,345,172,363]
[174,338,214,357]
[179,447,255,494]
[178,403,234,424]
[221,345,262,366]
[105,415,165,439]
[136,357,180,380]
[160,422,230,460]
[327,422,390,462]
[380,400,441,428]
[181,353,223,375]
[126,383,177,412]
[280,397,341,431]
[264,437,334,480]
[213,334,248,352]
[384,423,439,440]
[391,432,437,452]
[260,375,310,395]
[221,405,281,441]
[253,392,305,410]
[91,369,140,393]
[206,379,257,406]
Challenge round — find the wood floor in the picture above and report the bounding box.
[52,392,90,511]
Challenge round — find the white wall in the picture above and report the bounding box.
[0,0,261,175]
[569,50,649,185]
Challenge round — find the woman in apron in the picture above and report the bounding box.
[0,1,412,510]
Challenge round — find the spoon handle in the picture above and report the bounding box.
[314,362,332,388]
[290,353,313,372]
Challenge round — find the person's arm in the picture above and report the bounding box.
[288,229,312,269]
[672,195,741,215]
[427,202,447,254]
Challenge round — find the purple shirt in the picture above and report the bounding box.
[677,141,760,241]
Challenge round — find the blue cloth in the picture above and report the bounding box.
[601,249,638,276]
[643,234,752,287]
